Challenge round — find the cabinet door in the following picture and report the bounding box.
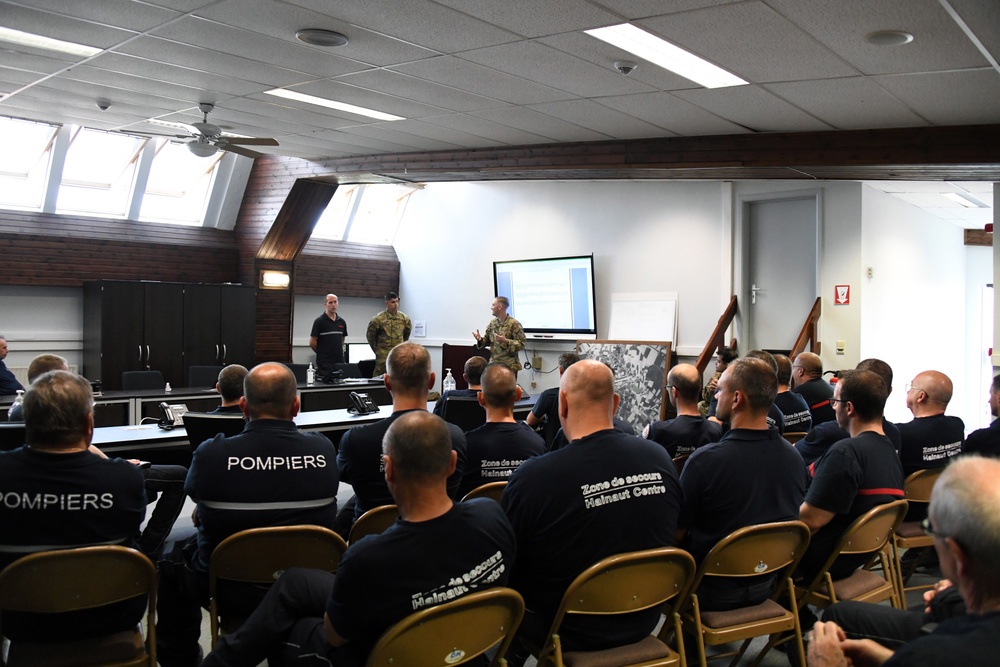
[220,285,256,368]
[144,283,184,387]
[183,284,223,382]
[89,281,145,389]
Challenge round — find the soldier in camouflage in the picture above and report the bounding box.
[473,296,525,376]
[366,291,412,376]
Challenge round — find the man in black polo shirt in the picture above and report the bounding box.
[963,374,1000,458]
[309,293,348,373]
[897,370,964,476]
[644,362,722,458]
[791,351,835,426]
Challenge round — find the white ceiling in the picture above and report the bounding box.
[1,0,997,225]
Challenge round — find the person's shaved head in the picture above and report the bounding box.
[243,362,298,419]
[906,370,953,418]
[667,364,702,403]
[26,354,68,383]
[561,360,614,412]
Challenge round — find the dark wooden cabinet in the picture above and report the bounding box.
[85,281,255,390]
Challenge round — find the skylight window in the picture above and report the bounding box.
[0,116,57,210]
[139,140,223,225]
[312,183,418,245]
[56,127,145,217]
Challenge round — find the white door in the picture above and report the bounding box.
[745,197,818,352]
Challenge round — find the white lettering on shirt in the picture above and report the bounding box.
[226,454,327,471]
[2,491,114,511]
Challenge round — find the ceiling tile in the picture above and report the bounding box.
[590,0,743,19]
[471,106,611,142]
[285,79,451,120]
[0,49,77,76]
[369,118,508,148]
[525,98,665,139]
[0,3,137,48]
[8,0,182,32]
[595,92,746,135]
[764,77,926,129]
[333,124,464,152]
[873,70,1000,125]
[421,113,555,145]
[431,0,620,38]
[336,69,507,113]
[392,55,573,105]
[673,85,833,132]
[85,52,265,96]
[947,0,1000,64]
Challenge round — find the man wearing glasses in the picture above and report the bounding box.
[897,370,964,477]
[796,370,904,585]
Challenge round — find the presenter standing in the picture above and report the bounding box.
[310,293,348,372]
[365,291,412,376]
[473,296,525,375]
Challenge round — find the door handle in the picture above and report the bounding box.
[751,283,763,305]
[221,344,227,363]
[145,345,150,369]
[216,344,220,364]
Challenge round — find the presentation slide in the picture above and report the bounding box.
[494,256,596,334]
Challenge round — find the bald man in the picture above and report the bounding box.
[157,362,340,667]
[501,359,682,659]
[896,370,964,477]
[644,363,722,458]
[791,351,836,426]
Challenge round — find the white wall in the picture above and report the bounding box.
[0,286,83,374]
[860,185,980,428]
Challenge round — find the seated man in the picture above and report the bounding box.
[708,350,785,434]
[8,354,186,559]
[209,363,248,413]
[700,346,738,416]
[644,363,722,458]
[796,358,901,467]
[526,351,579,448]
[156,362,340,667]
[896,370,964,476]
[963,374,1000,458]
[797,370,904,585]
[201,411,515,667]
[774,353,812,433]
[791,351,836,426]
[432,355,486,417]
[809,455,1000,667]
[502,360,682,657]
[0,370,147,640]
[338,342,466,527]
[459,363,544,497]
[678,357,807,610]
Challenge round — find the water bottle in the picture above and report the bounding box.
[164,382,172,392]
[12,389,24,410]
[307,362,316,386]
[443,368,456,393]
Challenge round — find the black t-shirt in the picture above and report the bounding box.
[896,414,965,476]
[678,428,807,563]
[963,419,1000,458]
[799,431,904,580]
[774,391,812,433]
[326,499,515,667]
[530,386,561,448]
[459,421,544,497]
[431,389,478,417]
[792,378,836,426]
[186,419,340,572]
[797,418,902,468]
[501,428,682,651]
[646,414,723,458]
[337,409,467,517]
[311,313,348,370]
[886,612,1000,666]
[712,402,785,434]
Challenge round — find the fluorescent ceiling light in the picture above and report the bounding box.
[0,27,101,58]
[264,88,404,121]
[147,118,191,132]
[586,23,747,89]
[943,192,987,208]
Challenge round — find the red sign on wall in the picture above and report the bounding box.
[834,285,850,305]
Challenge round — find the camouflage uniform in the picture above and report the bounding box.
[476,316,525,375]
[366,310,412,376]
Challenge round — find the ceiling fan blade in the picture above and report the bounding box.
[222,144,267,159]
[222,137,279,146]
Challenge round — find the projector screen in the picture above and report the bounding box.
[493,255,597,340]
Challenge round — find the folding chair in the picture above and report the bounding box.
[209,525,348,647]
[462,481,508,502]
[0,545,157,666]
[795,499,908,613]
[535,547,696,667]
[676,521,811,667]
[892,468,944,598]
[782,431,807,445]
[349,504,400,544]
[367,587,524,667]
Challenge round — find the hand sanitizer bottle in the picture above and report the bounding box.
[307,362,316,386]
[443,368,456,393]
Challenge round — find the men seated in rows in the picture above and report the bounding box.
[526,351,579,448]
[157,362,340,667]
[897,370,964,477]
[963,374,1000,457]
[643,362,722,458]
[502,359,683,660]
[677,357,807,610]
[796,358,901,467]
[201,411,515,667]
[209,363,247,413]
[0,370,147,640]
[797,369,904,587]
[809,455,1000,667]
[432,355,486,417]
[459,363,544,497]
[709,350,785,434]
[791,351,836,426]
[7,354,186,559]
[699,346,737,416]
[774,353,812,433]
[337,342,466,529]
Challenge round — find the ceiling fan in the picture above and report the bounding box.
[168,102,278,159]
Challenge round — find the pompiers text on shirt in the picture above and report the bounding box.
[227,455,328,471]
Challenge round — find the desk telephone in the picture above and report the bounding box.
[158,402,189,430]
[349,392,379,415]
